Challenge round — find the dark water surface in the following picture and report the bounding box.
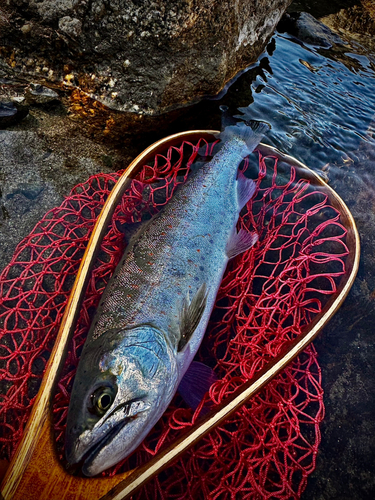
[211,30,375,500]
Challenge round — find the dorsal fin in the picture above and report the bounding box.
[178,283,208,352]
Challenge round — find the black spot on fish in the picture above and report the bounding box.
[199,266,204,271]
[194,277,199,281]
[209,239,214,244]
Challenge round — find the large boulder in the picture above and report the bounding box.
[0,0,291,115]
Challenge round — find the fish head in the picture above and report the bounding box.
[65,325,177,476]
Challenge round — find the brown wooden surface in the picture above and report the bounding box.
[0,134,360,500]
[1,413,132,500]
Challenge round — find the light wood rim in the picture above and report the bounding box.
[0,132,360,500]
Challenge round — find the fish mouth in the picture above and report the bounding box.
[80,417,130,476]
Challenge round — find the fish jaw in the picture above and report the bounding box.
[81,410,151,476]
[65,325,179,475]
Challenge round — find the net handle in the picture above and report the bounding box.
[0,130,217,500]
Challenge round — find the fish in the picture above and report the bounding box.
[65,119,270,476]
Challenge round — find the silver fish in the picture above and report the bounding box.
[65,120,269,476]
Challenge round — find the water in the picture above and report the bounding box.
[209,32,375,173]
[210,30,375,500]
[248,35,375,167]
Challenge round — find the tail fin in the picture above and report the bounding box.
[220,105,237,130]
[218,120,270,156]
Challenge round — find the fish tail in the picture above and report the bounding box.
[218,120,270,156]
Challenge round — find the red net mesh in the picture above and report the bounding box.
[0,138,350,498]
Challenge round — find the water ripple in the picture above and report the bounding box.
[238,34,375,169]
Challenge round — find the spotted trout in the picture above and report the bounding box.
[65,120,269,476]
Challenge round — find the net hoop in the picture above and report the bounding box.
[0,132,360,500]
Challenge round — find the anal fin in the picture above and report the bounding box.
[178,283,207,352]
[178,361,218,410]
[226,229,258,259]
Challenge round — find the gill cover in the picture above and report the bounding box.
[65,325,177,476]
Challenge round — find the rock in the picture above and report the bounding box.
[0,108,130,270]
[0,101,28,128]
[25,83,60,105]
[278,12,344,48]
[58,16,82,38]
[320,1,375,51]
[0,0,292,116]
[282,0,375,52]
[0,102,16,119]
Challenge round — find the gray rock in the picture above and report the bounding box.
[296,12,344,47]
[0,101,28,128]
[0,108,128,270]
[58,16,82,38]
[278,12,344,48]
[0,102,16,119]
[0,0,292,117]
[25,83,60,105]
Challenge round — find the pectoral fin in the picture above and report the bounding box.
[178,361,218,410]
[178,283,208,352]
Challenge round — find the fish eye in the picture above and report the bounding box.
[89,386,116,416]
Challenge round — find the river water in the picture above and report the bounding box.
[207,26,375,500]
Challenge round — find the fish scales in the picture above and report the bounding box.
[92,139,244,345]
[65,121,269,476]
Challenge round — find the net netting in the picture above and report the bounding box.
[0,137,350,498]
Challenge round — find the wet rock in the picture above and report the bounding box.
[284,0,375,52]
[0,101,28,128]
[278,12,344,48]
[320,2,375,52]
[0,109,129,270]
[0,0,292,116]
[0,102,16,119]
[25,84,60,105]
[6,183,44,201]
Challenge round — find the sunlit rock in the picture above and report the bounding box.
[0,0,292,115]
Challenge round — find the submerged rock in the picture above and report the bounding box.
[282,0,375,52]
[0,111,129,270]
[320,1,375,51]
[278,12,344,48]
[0,0,292,116]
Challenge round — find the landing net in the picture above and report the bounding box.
[0,137,350,498]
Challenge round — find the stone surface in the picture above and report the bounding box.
[288,0,375,51]
[278,11,344,47]
[0,106,130,270]
[0,101,28,128]
[0,0,291,116]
